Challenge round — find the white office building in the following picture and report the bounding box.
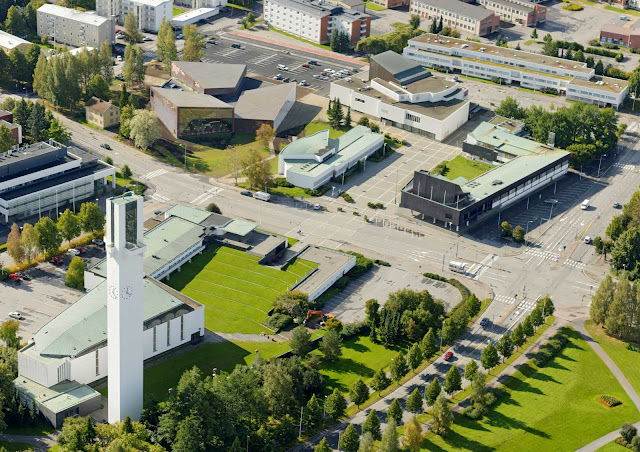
[330,51,470,140]
[37,4,115,47]
[97,0,173,32]
[403,33,629,109]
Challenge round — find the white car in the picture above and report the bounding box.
[68,248,80,256]
[8,312,22,320]
[142,36,153,42]
[584,236,593,244]
[116,55,123,61]
[314,203,321,210]
[325,68,333,73]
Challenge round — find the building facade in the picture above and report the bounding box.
[475,0,545,26]
[263,0,370,47]
[96,0,173,32]
[600,25,640,48]
[409,0,499,37]
[37,4,114,47]
[0,30,31,53]
[403,33,629,108]
[85,97,120,129]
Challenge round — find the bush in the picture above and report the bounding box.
[341,193,354,203]
[532,331,568,367]
[562,3,583,10]
[585,47,621,58]
[540,87,558,95]
[265,313,293,331]
[303,188,324,197]
[626,342,640,353]
[273,177,294,188]
[631,47,640,54]
[341,321,369,339]
[334,275,351,290]
[346,251,374,278]
[615,53,624,62]
[374,259,390,267]
[423,272,447,282]
[448,279,471,301]
[432,162,448,176]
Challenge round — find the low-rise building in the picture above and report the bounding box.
[85,97,120,129]
[0,141,115,223]
[599,24,640,48]
[279,125,383,189]
[174,0,225,10]
[328,0,366,12]
[263,0,371,48]
[0,110,23,144]
[96,0,173,32]
[475,0,545,26]
[409,0,499,37]
[400,122,570,231]
[403,33,629,108]
[170,61,246,97]
[171,7,220,27]
[330,51,469,140]
[234,82,297,134]
[0,30,31,54]
[37,4,115,47]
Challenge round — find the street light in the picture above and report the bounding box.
[597,154,607,178]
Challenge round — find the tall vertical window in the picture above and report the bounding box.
[95,350,99,376]
[153,326,157,352]
[180,316,184,341]
[167,320,171,347]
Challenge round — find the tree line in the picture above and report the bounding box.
[355,23,422,57]
[494,97,623,168]
[0,98,70,146]
[591,274,640,341]
[598,189,640,278]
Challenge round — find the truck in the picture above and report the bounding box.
[449,261,467,274]
[581,199,590,210]
[253,191,271,202]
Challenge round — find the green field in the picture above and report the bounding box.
[0,441,34,451]
[605,4,640,15]
[586,320,640,395]
[420,328,640,451]
[365,1,386,10]
[167,245,317,333]
[304,120,347,140]
[172,6,186,15]
[436,156,494,181]
[597,441,628,452]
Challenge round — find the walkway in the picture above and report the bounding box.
[574,320,640,452]
[0,433,56,452]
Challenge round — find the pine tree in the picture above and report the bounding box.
[119,83,129,107]
[362,409,381,440]
[27,102,46,142]
[512,323,525,349]
[407,343,423,373]
[523,316,534,337]
[339,424,360,452]
[372,368,391,395]
[531,28,538,39]
[406,388,423,414]
[386,398,403,425]
[438,16,443,33]
[443,365,462,395]
[425,378,441,406]
[345,106,352,128]
[350,379,369,408]
[431,395,452,436]
[380,419,399,452]
[465,359,478,382]
[330,29,339,52]
[429,17,437,34]
[390,352,408,382]
[315,438,332,452]
[421,328,437,359]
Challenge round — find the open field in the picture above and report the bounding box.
[437,156,494,181]
[167,245,317,333]
[172,6,185,15]
[597,441,628,451]
[586,320,640,395]
[420,328,640,451]
[365,2,386,10]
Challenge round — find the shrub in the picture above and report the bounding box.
[346,251,374,278]
[422,272,447,282]
[265,313,293,331]
[304,188,324,197]
[615,53,624,62]
[342,193,354,203]
[448,279,471,301]
[562,3,583,10]
[585,46,621,58]
[273,177,294,188]
[334,275,351,290]
[532,331,568,367]
[341,321,369,339]
[631,47,640,54]
[627,342,640,353]
[374,259,390,267]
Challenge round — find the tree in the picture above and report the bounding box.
[465,372,495,419]
[595,59,604,76]
[495,97,524,120]
[438,16,443,33]
[183,24,206,61]
[350,379,369,408]
[78,202,105,233]
[86,74,111,101]
[6,223,25,265]
[511,323,525,349]
[256,123,275,149]
[381,418,399,452]
[35,217,61,256]
[403,416,423,452]
[362,410,381,440]
[124,12,142,43]
[128,110,160,150]
[0,320,21,349]
[429,17,437,33]
[325,388,347,420]
[358,432,375,452]
[242,148,273,190]
[542,39,558,57]
[247,12,256,24]
[409,14,420,30]
[119,104,134,138]
[339,424,360,452]
[344,106,352,128]
[523,316,534,337]
[46,118,71,144]
[443,365,462,395]
[303,394,323,429]
[157,18,177,70]
[574,49,585,62]
[57,209,82,245]
[330,29,339,52]
[531,307,544,329]
[291,326,312,357]
[465,359,478,382]
[512,225,525,243]
[586,55,595,68]
[365,299,380,327]
[119,83,129,107]
[315,438,332,452]
[500,221,512,237]
[531,28,538,39]
[537,295,555,317]
[497,331,514,362]
[606,276,633,339]
[0,125,13,153]
[21,223,38,263]
[320,329,342,361]
[386,398,403,425]
[591,275,615,326]
[425,378,441,406]
[481,342,500,373]
[5,5,25,37]
[431,395,452,436]
[371,368,390,395]
[123,45,145,87]
[407,343,423,373]
[173,415,205,452]
[612,227,640,273]
[621,423,637,444]
[390,352,408,383]
[27,102,46,143]
[98,40,114,82]
[121,164,133,180]
[406,388,423,414]
[421,328,438,359]
[65,256,85,289]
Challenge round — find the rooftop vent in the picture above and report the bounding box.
[491,180,503,186]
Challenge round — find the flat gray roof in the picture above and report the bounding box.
[412,0,494,20]
[172,61,246,91]
[371,51,430,84]
[152,87,232,109]
[234,82,296,121]
[294,246,355,296]
[481,0,534,13]
[268,0,332,18]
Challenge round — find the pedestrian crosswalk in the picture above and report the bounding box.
[141,169,169,181]
[564,259,586,270]
[151,193,170,203]
[614,162,636,171]
[525,249,586,269]
[192,187,224,206]
[494,294,516,305]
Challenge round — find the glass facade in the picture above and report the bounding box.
[125,199,137,247]
[178,107,233,137]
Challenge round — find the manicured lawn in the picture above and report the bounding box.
[187,133,270,178]
[310,335,404,394]
[586,320,640,395]
[437,156,494,181]
[597,441,628,452]
[172,6,186,15]
[605,4,640,14]
[4,419,56,436]
[269,28,332,50]
[419,328,640,451]
[523,40,543,46]
[166,245,317,333]
[519,87,557,97]
[365,1,386,10]
[303,120,348,140]
[0,441,34,451]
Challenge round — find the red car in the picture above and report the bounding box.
[50,256,63,265]
[302,63,310,68]
[443,351,454,361]
[75,246,87,254]
[8,274,20,282]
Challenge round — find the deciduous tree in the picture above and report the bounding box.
[339,424,360,452]
[591,275,615,326]
[443,365,462,395]
[425,378,441,406]
[380,419,399,452]
[362,410,381,440]
[421,328,437,359]
[431,395,452,436]
[123,45,145,87]
[21,223,38,263]
[465,359,478,381]
[407,343,423,373]
[481,342,500,373]
[35,216,61,256]
[65,256,85,290]
[183,24,206,61]
[315,438,331,452]
[403,416,423,452]
[325,388,346,420]
[6,223,24,265]
[57,209,81,244]
[129,110,160,150]
[350,379,369,408]
[386,398,403,425]
[124,12,142,43]
[157,18,177,70]
[371,368,390,395]
[320,329,342,362]
[390,352,408,383]
[242,148,272,190]
[290,326,312,357]
[497,331,514,363]
[78,202,105,233]
[406,388,423,414]
[304,394,323,429]
[0,320,21,349]
[512,323,525,349]
[256,123,275,149]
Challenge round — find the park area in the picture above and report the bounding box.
[166,244,317,334]
[432,156,494,182]
[419,328,639,451]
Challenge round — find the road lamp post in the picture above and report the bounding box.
[525,219,535,246]
[597,154,607,178]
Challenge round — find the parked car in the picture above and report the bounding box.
[320,71,328,76]
[68,249,80,256]
[302,63,310,68]
[443,351,454,361]
[309,60,318,65]
[50,256,64,265]
[177,33,185,39]
[8,274,20,282]
[231,42,242,49]
[544,198,558,205]
[273,74,282,80]
[116,33,124,39]
[153,209,163,215]
[8,312,23,320]
[313,203,321,210]
[142,36,153,42]
[584,236,593,244]
[313,74,322,79]
[92,239,105,247]
[324,68,333,73]
[75,246,87,254]
[240,190,252,197]
[17,273,30,281]
[283,77,290,83]
[613,202,621,208]
[100,143,111,150]
[115,75,125,81]
[299,80,309,86]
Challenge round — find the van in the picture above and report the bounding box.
[231,42,241,49]
[584,236,592,244]
[253,191,271,202]
[278,64,287,70]
[449,261,467,274]
[581,199,590,210]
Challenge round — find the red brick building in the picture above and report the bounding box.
[600,25,640,48]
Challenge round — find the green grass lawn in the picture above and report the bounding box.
[4,419,56,436]
[269,28,332,50]
[303,120,348,140]
[310,335,404,394]
[0,441,34,451]
[523,40,543,46]
[605,4,640,14]
[365,1,386,10]
[597,441,628,452]
[187,133,270,178]
[419,328,640,451]
[172,6,186,15]
[436,156,494,181]
[166,245,317,334]
[585,320,640,395]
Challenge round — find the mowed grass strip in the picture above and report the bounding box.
[168,246,317,333]
[419,328,640,451]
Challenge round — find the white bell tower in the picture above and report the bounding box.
[106,193,145,423]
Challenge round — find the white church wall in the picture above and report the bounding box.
[17,351,61,388]
[70,346,108,385]
[143,309,204,359]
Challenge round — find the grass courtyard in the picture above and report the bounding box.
[303,120,347,140]
[167,245,317,334]
[419,328,640,451]
[433,156,494,182]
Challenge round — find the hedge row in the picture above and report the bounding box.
[585,46,622,59]
[422,272,471,303]
[532,330,569,367]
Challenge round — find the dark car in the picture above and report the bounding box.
[115,75,125,81]
[17,273,30,281]
[302,63,310,68]
[50,256,64,265]
[240,190,252,197]
[100,143,111,150]
[309,60,318,65]
[480,317,490,327]
[443,351,454,361]
[231,43,242,49]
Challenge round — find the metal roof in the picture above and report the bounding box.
[221,219,257,236]
[14,378,100,414]
[411,0,495,20]
[165,204,217,225]
[0,30,30,51]
[171,61,247,91]
[234,83,296,121]
[371,51,430,85]
[468,122,546,157]
[152,87,232,109]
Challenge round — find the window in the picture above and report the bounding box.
[167,319,171,346]
[95,350,99,376]
[406,112,420,123]
[57,364,65,382]
[153,326,157,352]
[180,316,184,341]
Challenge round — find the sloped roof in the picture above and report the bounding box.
[234,82,296,121]
[171,61,246,91]
[85,97,118,114]
[152,87,231,109]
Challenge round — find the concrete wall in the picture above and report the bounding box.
[143,308,204,359]
[150,89,179,138]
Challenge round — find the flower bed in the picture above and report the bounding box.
[599,395,622,407]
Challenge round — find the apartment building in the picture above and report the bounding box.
[37,4,114,47]
[96,0,172,32]
[367,0,405,10]
[403,33,629,108]
[263,0,370,47]
[475,0,545,26]
[409,0,499,37]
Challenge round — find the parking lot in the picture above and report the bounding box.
[204,35,367,96]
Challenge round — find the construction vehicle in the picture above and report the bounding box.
[304,310,334,325]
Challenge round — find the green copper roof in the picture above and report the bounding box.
[164,204,214,225]
[221,218,257,236]
[14,378,100,414]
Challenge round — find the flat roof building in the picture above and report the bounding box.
[475,0,546,26]
[404,33,629,108]
[171,7,220,27]
[96,0,172,32]
[330,51,470,141]
[279,125,383,189]
[37,4,115,47]
[0,141,115,223]
[170,61,247,97]
[0,30,31,53]
[600,25,640,48]
[409,0,499,37]
[399,121,570,231]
